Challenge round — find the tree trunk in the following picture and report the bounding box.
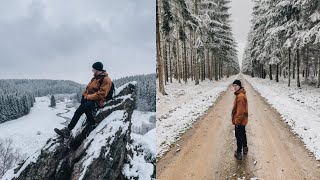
[194,0,198,83]
[318,56,320,88]
[269,64,273,80]
[315,57,318,77]
[174,45,178,80]
[307,46,309,77]
[305,46,309,82]
[200,59,202,81]
[251,61,254,77]
[203,59,205,81]
[215,56,218,81]
[220,61,222,79]
[195,59,199,85]
[164,43,168,84]
[185,43,188,82]
[203,57,206,81]
[288,48,291,87]
[314,59,316,77]
[218,62,221,80]
[183,39,187,83]
[169,42,172,83]
[190,34,194,81]
[279,63,281,77]
[293,55,296,79]
[296,48,301,88]
[182,55,185,82]
[276,63,279,82]
[177,50,181,83]
[284,67,286,78]
[220,62,223,79]
[218,61,220,79]
[176,30,181,83]
[227,68,230,78]
[191,50,193,81]
[202,59,205,81]
[207,50,210,80]
[181,42,184,83]
[156,0,166,95]
[209,51,212,81]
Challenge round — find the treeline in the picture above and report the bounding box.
[157,0,240,94]
[0,79,84,123]
[113,74,156,112]
[4,79,85,97]
[242,0,320,87]
[0,81,35,123]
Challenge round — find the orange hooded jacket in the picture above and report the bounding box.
[83,70,112,108]
[232,87,248,125]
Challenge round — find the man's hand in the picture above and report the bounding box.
[86,94,95,101]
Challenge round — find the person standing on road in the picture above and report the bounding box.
[232,79,248,160]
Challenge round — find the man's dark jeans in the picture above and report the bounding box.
[235,125,247,153]
[68,97,97,131]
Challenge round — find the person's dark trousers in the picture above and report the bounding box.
[68,97,97,131]
[235,125,247,153]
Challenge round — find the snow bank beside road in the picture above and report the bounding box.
[157,76,237,158]
[244,75,320,160]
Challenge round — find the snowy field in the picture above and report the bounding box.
[0,97,77,157]
[244,74,320,160]
[156,76,237,158]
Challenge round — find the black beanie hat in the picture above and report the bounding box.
[92,62,103,71]
[232,79,242,87]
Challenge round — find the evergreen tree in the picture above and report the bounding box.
[113,74,156,112]
[242,0,320,87]
[157,0,239,89]
[50,95,56,107]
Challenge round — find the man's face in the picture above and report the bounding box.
[92,69,99,76]
[233,84,240,92]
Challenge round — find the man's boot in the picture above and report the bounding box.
[54,127,71,139]
[234,150,242,160]
[243,147,248,155]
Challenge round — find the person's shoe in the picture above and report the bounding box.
[54,127,70,138]
[243,147,248,155]
[234,150,242,160]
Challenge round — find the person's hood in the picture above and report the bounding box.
[234,87,246,95]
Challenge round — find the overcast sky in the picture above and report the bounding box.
[0,0,155,84]
[229,0,254,69]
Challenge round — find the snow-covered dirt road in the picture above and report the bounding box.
[157,76,236,158]
[156,77,320,180]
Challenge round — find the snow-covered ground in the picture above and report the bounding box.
[131,111,155,135]
[243,74,320,160]
[0,98,156,179]
[1,82,156,180]
[0,97,77,157]
[123,129,156,179]
[131,111,156,159]
[157,76,237,158]
[123,110,156,179]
